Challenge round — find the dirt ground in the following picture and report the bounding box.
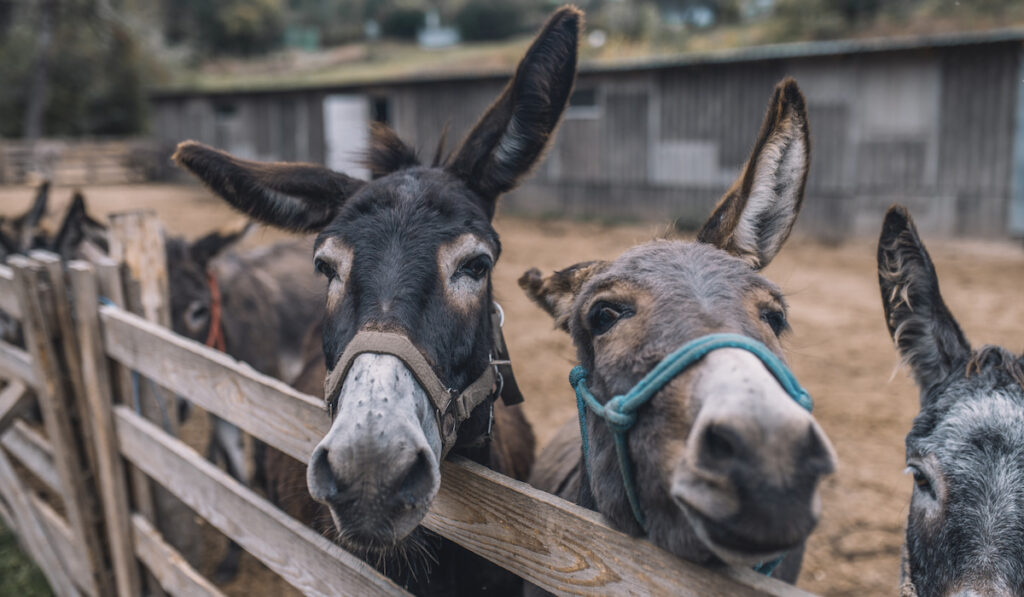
[3,183,1024,596]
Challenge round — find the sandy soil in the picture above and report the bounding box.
[3,183,1023,596]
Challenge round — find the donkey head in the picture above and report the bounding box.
[521,79,836,568]
[173,6,580,556]
[879,206,1024,597]
[165,223,251,345]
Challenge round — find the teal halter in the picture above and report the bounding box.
[570,332,814,577]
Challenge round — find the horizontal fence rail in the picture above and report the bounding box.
[98,303,810,597]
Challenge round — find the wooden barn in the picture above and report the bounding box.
[150,29,1024,239]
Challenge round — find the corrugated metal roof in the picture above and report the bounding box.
[151,27,1024,99]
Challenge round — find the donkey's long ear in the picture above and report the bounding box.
[878,205,970,400]
[698,78,810,270]
[14,180,50,250]
[190,221,255,267]
[518,261,607,331]
[173,141,365,233]
[448,6,581,215]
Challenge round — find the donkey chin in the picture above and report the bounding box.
[307,354,444,556]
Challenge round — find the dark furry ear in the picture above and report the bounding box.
[698,78,810,270]
[448,6,581,215]
[364,122,420,179]
[11,180,50,250]
[189,221,254,267]
[518,260,607,331]
[53,191,108,259]
[878,205,970,400]
[173,141,365,233]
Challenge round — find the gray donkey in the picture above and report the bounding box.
[521,79,837,585]
[878,206,1024,597]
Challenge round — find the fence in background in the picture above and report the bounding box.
[0,211,814,597]
[0,138,165,185]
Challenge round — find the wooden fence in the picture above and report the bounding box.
[0,138,165,185]
[0,212,815,597]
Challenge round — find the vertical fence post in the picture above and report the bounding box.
[107,211,201,568]
[69,260,142,597]
[7,254,109,596]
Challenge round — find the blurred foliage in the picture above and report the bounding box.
[378,4,426,40]
[164,0,286,56]
[0,0,152,138]
[455,0,527,42]
[0,521,52,597]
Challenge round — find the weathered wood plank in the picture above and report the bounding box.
[0,340,37,388]
[29,492,98,597]
[69,261,142,597]
[132,515,226,597]
[109,212,198,575]
[427,458,811,597]
[9,254,110,596]
[114,405,410,597]
[0,380,30,433]
[0,446,80,597]
[100,305,805,595]
[0,420,60,493]
[0,263,21,318]
[100,306,326,462]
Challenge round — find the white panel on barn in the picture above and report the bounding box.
[323,95,370,179]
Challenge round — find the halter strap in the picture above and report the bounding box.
[571,332,813,577]
[204,270,226,352]
[324,303,519,457]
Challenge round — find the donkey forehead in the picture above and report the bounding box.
[914,390,1024,459]
[315,168,497,254]
[581,241,781,315]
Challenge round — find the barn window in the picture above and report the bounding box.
[566,87,600,120]
[371,96,391,125]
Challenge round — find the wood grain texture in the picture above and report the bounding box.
[114,406,410,597]
[0,380,30,433]
[0,263,22,318]
[9,254,111,597]
[100,306,326,463]
[69,261,143,597]
[0,420,60,493]
[0,446,80,597]
[0,340,37,388]
[132,515,226,597]
[29,491,98,597]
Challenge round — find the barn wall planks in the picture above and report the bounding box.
[151,36,1024,238]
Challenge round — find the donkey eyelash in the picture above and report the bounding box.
[455,254,493,281]
[314,257,337,280]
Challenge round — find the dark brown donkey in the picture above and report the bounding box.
[521,79,837,585]
[171,6,580,593]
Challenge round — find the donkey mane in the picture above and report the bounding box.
[361,122,461,179]
[966,345,1024,390]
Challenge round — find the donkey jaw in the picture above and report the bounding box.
[308,353,443,547]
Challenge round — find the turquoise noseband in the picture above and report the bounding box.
[570,332,814,577]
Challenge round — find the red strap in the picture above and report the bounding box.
[204,270,226,352]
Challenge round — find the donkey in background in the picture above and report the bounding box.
[172,6,580,593]
[521,79,836,586]
[878,206,1024,597]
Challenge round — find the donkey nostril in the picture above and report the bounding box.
[309,446,341,501]
[801,425,836,476]
[395,450,434,509]
[702,424,740,462]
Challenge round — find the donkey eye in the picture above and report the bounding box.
[457,255,492,281]
[314,258,337,280]
[587,302,633,336]
[907,465,935,499]
[760,308,788,336]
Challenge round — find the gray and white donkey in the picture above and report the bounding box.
[878,206,1024,597]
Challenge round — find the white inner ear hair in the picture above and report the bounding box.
[734,125,807,266]
[315,237,354,312]
[438,233,494,313]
